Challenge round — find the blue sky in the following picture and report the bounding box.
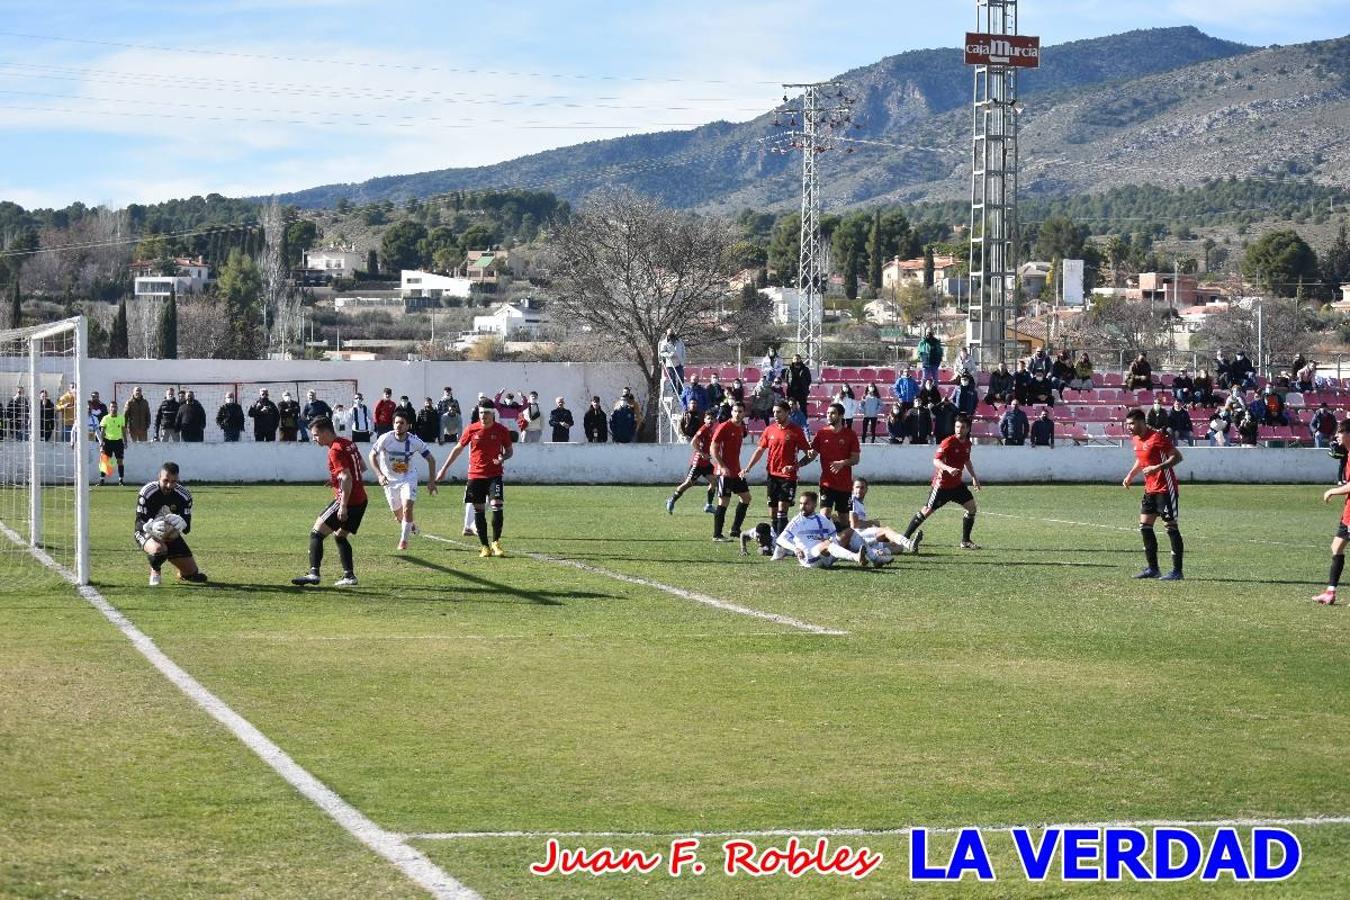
[1,0,1346,208]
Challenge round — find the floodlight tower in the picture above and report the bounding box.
[771,82,857,369]
[966,1,1039,366]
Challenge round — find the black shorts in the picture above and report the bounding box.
[818,487,852,515]
[464,475,505,506]
[766,475,798,505]
[718,475,750,498]
[134,530,192,559]
[686,461,714,482]
[924,483,975,512]
[321,499,368,534]
[1140,490,1179,522]
[102,439,124,459]
[1337,523,1349,540]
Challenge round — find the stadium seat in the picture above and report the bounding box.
[1284,391,1305,408]
[1135,390,1154,406]
[1104,373,1123,387]
[840,367,861,383]
[1159,373,1175,387]
[876,368,896,383]
[821,366,841,381]
[858,368,877,381]
[720,367,740,382]
[743,367,761,383]
[1091,373,1105,387]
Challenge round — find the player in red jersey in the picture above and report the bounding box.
[666,408,718,515]
[744,400,813,538]
[807,402,862,525]
[902,414,982,549]
[437,399,514,557]
[1313,418,1350,604]
[292,417,368,587]
[710,401,752,542]
[1122,407,1185,580]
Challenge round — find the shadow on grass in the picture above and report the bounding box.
[403,555,611,606]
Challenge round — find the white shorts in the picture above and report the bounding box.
[799,548,835,569]
[383,478,419,509]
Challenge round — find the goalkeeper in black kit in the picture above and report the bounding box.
[134,461,207,587]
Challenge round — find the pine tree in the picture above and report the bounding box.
[109,298,129,358]
[367,248,379,276]
[866,210,883,290]
[923,245,935,289]
[8,279,20,329]
[159,289,178,359]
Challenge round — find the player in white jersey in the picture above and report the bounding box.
[846,477,919,556]
[775,491,869,568]
[368,411,438,550]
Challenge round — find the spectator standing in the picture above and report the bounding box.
[1312,403,1337,448]
[87,391,108,441]
[952,373,979,418]
[917,330,943,384]
[705,373,726,410]
[37,389,55,441]
[583,396,608,442]
[659,328,687,390]
[1169,401,1194,446]
[999,399,1029,446]
[728,377,746,405]
[916,378,940,410]
[333,403,350,436]
[984,362,1014,408]
[349,392,372,443]
[176,390,207,442]
[248,388,279,441]
[1261,387,1288,425]
[761,347,783,383]
[277,391,301,442]
[886,403,908,444]
[373,388,396,437]
[610,399,637,443]
[1029,408,1055,448]
[6,386,29,440]
[892,366,920,413]
[1296,361,1317,393]
[548,397,574,443]
[216,392,244,442]
[301,390,332,443]
[55,382,77,442]
[155,388,180,442]
[123,386,151,442]
[436,388,461,444]
[392,394,416,429]
[679,401,702,439]
[522,391,544,443]
[785,353,813,410]
[1238,409,1260,446]
[680,375,708,414]
[932,396,959,442]
[416,397,440,443]
[492,390,523,438]
[1215,351,1232,389]
[904,401,933,445]
[860,383,883,443]
[1071,352,1094,393]
[954,346,976,382]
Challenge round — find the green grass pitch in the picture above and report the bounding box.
[2,481,1348,898]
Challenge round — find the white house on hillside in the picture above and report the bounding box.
[454,299,549,351]
[763,286,822,328]
[401,269,473,300]
[304,247,365,277]
[132,256,213,298]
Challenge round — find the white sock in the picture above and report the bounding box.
[401,520,413,542]
[825,543,860,563]
[464,504,475,529]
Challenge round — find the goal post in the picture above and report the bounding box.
[0,315,89,585]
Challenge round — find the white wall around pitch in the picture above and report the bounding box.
[41,442,1338,486]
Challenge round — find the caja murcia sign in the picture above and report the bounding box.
[965,33,1041,68]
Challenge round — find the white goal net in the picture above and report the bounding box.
[0,316,88,586]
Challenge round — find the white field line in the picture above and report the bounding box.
[983,511,1306,546]
[422,532,848,636]
[0,521,478,900]
[403,815,1350,842]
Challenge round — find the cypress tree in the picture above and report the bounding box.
[109,298,129,358]
[8,279,20,328]
[159,290,178,359]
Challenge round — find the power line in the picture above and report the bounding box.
[0,30,783,86]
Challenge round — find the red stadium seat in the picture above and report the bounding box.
[1159,373,1175,387]
[821,366,841,381]
[743,367,761,383]
[839,367,860,383]
[1091,373,1105,387]
[858,368,877,381]
[876,368,896,383]
[1104,373,1123,387]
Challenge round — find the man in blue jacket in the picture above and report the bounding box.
[999,399,1030,446]
[680,375,709,414]
[892,366,920,412]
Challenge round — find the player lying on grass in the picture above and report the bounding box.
[368,411,438,551]
[1314,417,1350,605]
[134,461,207,586]
[292,417,367,587]
[741,491,871,568]
[847,477,919,556]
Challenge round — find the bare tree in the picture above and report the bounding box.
[1192,297,1315,371]
[1062,296,1175,357]
[178,299,234,359]
[544,190,734,441]
[260,199,296,355]
[126,297,162,358]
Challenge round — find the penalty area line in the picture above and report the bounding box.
[403,814,1350,841]
[0,521,479,900]
[421,532,848,636]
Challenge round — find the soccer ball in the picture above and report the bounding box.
[150,513,186,541]
[865,543,894,567]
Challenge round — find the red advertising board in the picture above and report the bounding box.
[965,32,1040,68]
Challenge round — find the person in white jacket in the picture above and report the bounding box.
[659,329,687,391]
